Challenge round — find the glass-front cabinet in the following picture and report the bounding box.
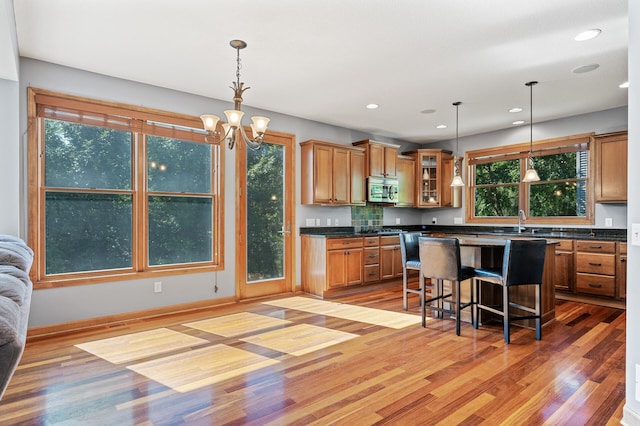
[405,149,456,208]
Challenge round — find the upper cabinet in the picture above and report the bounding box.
[352,140,400,178]
[301,140,366,206]
[594,131,627,203]
[396,155,415,207]
[405,148,458,208]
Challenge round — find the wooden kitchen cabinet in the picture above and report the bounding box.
[396,155,415,207]
[617,242,627,299]
[363,236,381,283]
[327,245,363,288]
[575,240,616,298]
[350,150,367,206]
[301,140,365,205]
[554,239,574,292]
[405,148,455,208]
[380,235,403,280]
[594,131,627,203]
[352,140,400,178]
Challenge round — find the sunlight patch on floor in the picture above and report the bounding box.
[263,296,422,329]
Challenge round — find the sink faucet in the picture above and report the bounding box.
[518,209,527,233]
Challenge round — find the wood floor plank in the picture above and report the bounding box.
[0,287,627,425]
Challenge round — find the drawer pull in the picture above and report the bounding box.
[368,272,377,276]
[343,241,352,245]
[588,262,602,267]
[368,254,378,258]
[588,283,602,288]
[589,245,602,249]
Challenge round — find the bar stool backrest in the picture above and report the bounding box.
[400,232,421,265]
[502,239,547,287]
[419,237,462,282]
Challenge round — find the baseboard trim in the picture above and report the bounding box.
[623,404,640,426]
[26,296,237,341]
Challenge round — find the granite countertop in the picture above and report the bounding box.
[300,225,627,242]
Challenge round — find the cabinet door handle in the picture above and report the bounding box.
[588,262,602,266]
[589,245,602,249]
[588,283,602,288]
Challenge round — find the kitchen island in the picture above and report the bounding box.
[301,230,558,328]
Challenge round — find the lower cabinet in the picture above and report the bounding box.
[555,238,626,303]
[301,234,402,298]
[554,239,574,292]
[380,235,403,280]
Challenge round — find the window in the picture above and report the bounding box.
[28,88,223,287]
[466,133,593,225]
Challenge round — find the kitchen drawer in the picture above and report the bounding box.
[576,252,615,275]
[327,237,363,250]
[576,273,615,297]
[575,240,616,254]
[364,247,380,265]
[364,236,379,247]
[364,264,380,283]
[380,235,400,246]
[556,239,574,251]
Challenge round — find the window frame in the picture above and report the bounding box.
[465,133,594,225]
[28,88,224,288]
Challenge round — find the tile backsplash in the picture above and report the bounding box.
[351,204,383,230]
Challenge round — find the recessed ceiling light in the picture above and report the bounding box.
[436,124,447,129]
[575,29,601,41]
[512,120,525,125]
[509,107,523,113]
[572,64,599,74]
[619,81,629,88]
[366,103,379,109]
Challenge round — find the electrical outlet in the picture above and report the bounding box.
[432,217,437,224]
[335,218,339,226]
[326,218,331,226]
[154,281,162,293]
[315,218,320,226]
[395,217,401,225]
[605,218,613,227]
[454,217,463,224]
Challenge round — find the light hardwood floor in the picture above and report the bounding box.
[1,284,625,425]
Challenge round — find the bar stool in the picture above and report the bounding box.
[399,231,423,310]
[474,239,546,343]
[418,237,477,336]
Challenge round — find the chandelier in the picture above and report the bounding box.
[200,40,270,150]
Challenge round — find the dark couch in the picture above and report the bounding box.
[0,235,33,400]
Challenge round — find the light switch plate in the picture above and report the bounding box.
[305,218,315,227]
[395,217,401,225]
[605,217,613,227]
[632,223,640,246]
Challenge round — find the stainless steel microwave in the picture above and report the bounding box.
[367,177,399,203]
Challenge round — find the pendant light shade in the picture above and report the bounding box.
[522,81,540,182]
[450,101,465,187]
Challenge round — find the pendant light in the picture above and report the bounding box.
[450,101,465,187]
[522,81,541,182]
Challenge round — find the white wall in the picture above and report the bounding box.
[0,0,20,236]
[624,1,639,423]
[423,107,628,228]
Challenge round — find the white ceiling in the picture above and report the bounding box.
[12,0,628,143]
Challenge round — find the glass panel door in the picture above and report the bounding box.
[237,131,294,299]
